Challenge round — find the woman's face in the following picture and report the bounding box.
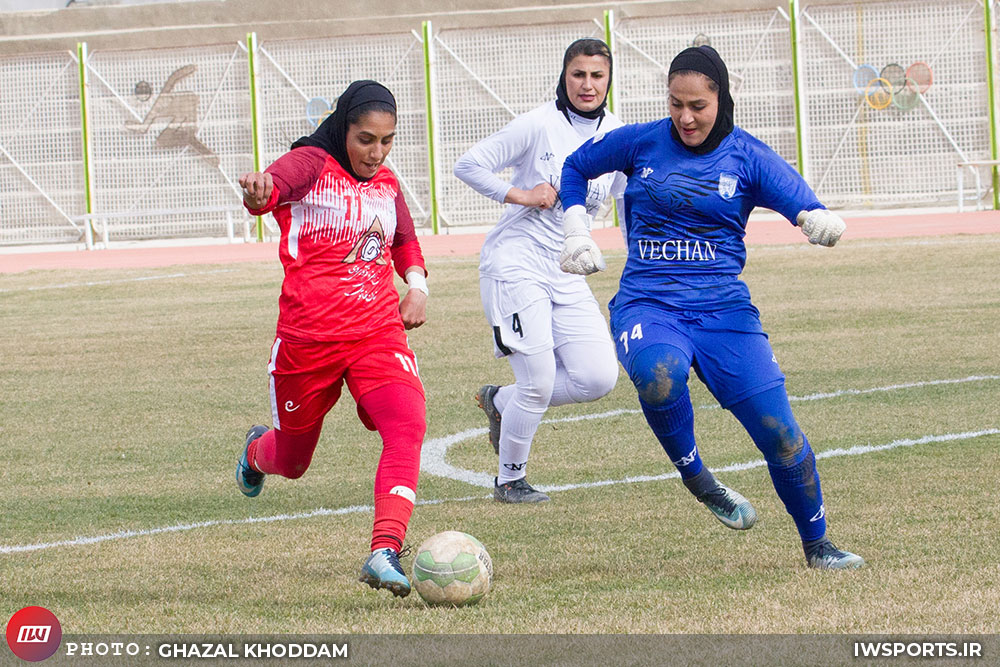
[564,54,610,112]
[668,73,719,148]
[345,111,396,179]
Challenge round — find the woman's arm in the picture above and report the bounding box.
[239,146,329,215]
[750,140,845,246]
[390,189,428,330]
[560,124,638,210]
[453,114,557,207]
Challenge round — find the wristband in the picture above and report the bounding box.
[405,270,428,296]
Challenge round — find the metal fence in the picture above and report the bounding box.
[1,0,998,247]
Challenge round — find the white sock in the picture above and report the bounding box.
[497,351,555,484]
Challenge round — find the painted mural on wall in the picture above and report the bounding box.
[125,64,220,167]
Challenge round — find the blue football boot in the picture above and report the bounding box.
[236,425,268,498]
[805,538,865,570]
[696,483,758,530]
[359,548,411,598]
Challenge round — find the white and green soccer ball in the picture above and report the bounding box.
[412,531,493,607]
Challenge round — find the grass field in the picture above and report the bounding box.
[2,233,999,638]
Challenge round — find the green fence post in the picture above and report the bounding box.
[247,32,264,241]
[603,10,616,114]
[984,0,1000,209]
[77,42,95,249]
[603,9,620,228]
[422,21,440,234]
[788,0,808,179]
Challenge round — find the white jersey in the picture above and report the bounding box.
[454,101,626,291]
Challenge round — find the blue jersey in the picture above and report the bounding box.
[561,120,822,311]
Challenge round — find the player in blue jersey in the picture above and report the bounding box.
[559,45,863,569]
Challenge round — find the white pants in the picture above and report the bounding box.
[480,277,618,483]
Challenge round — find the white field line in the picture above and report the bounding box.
[2,428,996,555]
[0,497,485,555]
[539,429,1000,493]
[0,269,237,293]
[3,377,996,553]
[421,375,1000,487]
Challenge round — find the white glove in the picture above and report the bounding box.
[796,209,846,247]
[559,205,606,275]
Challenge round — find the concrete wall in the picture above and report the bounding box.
[0,0,870,55]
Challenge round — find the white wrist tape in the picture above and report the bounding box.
[796,209,846,247]
[405,270,428,295]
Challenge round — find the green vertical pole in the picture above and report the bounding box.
[603,9,621,228]
[77,42,95,249]
[422,21,440,234]
[788,0,807,178]
[984,0,1000,209]
[603,10,615,114]
[247,32,264,241]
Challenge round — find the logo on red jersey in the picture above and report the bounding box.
[342,216,387,265]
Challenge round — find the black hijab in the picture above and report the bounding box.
[292,80,396,181]
[555,38,612,123]
[667,45,735,155]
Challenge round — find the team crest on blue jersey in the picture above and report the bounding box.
[718,173,738,199]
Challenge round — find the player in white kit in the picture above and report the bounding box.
[454,39,626,503]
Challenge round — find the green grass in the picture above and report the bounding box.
[1,234,999,634]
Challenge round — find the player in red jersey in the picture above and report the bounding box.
[236,80,429,597]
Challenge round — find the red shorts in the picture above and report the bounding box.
[267,326,424,434]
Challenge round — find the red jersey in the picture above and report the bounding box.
[247,146,426,341]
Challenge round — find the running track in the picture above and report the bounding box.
[2,210,999,274]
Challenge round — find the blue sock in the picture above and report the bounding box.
[729,386,826,542]
[767,446,826,541]
[639,391,703,479]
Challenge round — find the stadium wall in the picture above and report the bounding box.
[0,0,996,246]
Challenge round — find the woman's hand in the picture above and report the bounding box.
[399,289,428,330]
[239,172,273,209]
[505,182,558,209]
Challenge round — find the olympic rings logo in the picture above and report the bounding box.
[854,62,933,111]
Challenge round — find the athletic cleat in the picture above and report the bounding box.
[696,483,757,530]
[805,539,865,570]
[494,476,550,504]
[359,548,411,597]
[236,425,268,498]
[475,385,502,455]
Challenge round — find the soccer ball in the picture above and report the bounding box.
[412,531,493,606]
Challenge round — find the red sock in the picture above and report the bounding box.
[358,384,425,552]
[371,493,415,552]
[249,426,322,479]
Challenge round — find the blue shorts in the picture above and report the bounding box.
[609,301,785,408]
